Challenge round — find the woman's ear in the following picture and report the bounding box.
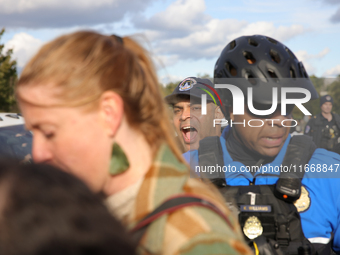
[99,91,124,137]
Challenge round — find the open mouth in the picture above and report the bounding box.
[181,126,198,143]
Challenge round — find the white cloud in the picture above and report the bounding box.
[153,55,180,70]
[294,48,330,75]
[130,0,308,67]
[148,18,247,59]
[0,0,156,28]
[141,20,306,65]
[160,74,184,85]
[323,65,340,77]
[231,22,305,42]
[0,0,120,13]
[3,33,44,68]
[135,0,208,34]
[295,47,330,61]
[301,62,317,76]
[331,6,340,22]
[322,0,340,4]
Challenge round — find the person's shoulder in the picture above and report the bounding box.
[168,178,252,255]
[308,114,321,123]
[312,147,340,160]
[304,148,340,179]
[183,149,197,161]
[309,147,340,167]
[140,178,252,255]
[182,150,199,170]
[333,112,340,124]
[304,116,316,133]
[304,115,322,134]
[153,203,253,255]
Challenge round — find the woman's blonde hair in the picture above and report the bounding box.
[17,31,184,161]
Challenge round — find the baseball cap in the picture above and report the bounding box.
[320,95,333,106]
[165,77,215,105]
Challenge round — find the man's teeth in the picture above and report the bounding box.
[266,137,279,140]
[182,126,192,130]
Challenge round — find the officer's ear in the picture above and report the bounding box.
[229,107,234,121]
[214,106,224,119]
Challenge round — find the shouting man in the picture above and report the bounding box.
[165,77,224,151]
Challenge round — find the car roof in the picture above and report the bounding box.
[0,113,25,128]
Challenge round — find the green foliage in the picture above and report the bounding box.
[326,75,340,114]
[309,75,325,92]
[292,75,324,119]
[196,72,212,80]
[162,81,179,96]
[0,28,17,112]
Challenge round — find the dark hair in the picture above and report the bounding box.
[0,161,136,255]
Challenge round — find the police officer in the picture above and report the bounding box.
[184,35,340,254]
[304,95,340,150]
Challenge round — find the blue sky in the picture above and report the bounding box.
[1,0,340,84]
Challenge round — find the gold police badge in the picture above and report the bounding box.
[243,216,263,239]
[294,186,311,212]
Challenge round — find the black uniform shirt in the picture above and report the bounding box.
[305,113,340,150]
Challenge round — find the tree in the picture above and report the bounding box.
[162,81,179,96]
[291,75,324,119]
[0,28,17,112]
[196,72,212,80]
[326,75,340,114]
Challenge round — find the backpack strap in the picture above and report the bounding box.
[198,136,226,187]
[281,135,317,179]
[130,194,231,244]
[275,135,317,202]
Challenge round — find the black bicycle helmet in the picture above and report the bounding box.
[214,35,318,107]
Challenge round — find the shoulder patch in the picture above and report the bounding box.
[294,186,311,213]
[179,78,197,91]
[305,125,310,134]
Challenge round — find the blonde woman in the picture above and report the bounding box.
[16,31,252,255]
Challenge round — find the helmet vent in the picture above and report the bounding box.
[266,37,278,45]
[215,70,224,78]
[285,47,295,59]
[243,51,256,64]
[248,38,258,47]
[225,62,237,76]
[269,50,281,64]
[245,72,257,85]
[229,40,236,50]
[290,67,296,78]
[299,62,308,78]
[268,69,279,82]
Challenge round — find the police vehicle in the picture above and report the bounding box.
[0,113,32,162]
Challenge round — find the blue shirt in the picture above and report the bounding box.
[183,129,340,252]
